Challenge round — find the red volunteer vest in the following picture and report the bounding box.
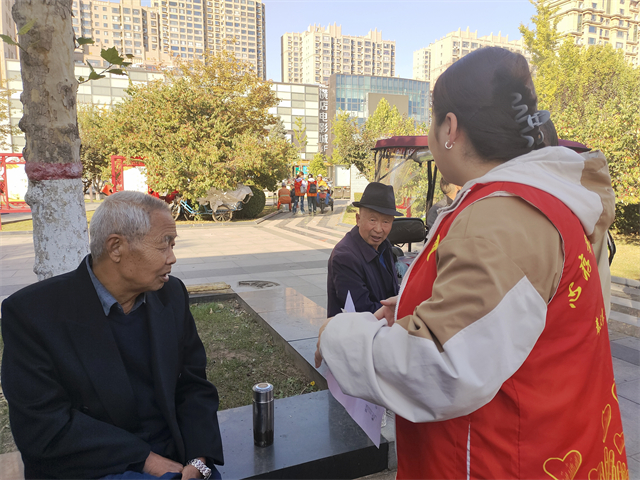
[396,182,628,480]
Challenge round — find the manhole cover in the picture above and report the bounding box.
[238,280,280,289]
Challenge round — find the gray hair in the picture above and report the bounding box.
[90,191,170,260]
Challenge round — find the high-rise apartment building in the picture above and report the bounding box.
[72,0,163,68]
[1,0,266,79]
[412,48,430,82]
[1,0,18,80]
[544,0,639,66]
[413,28,527,88]
[281,24,396,84]
[204,0,266,79]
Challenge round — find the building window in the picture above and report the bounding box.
[588,37,596,44]
[589,25,597,32]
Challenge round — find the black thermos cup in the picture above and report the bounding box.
[252,382,274,447]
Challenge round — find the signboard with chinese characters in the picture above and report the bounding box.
[318,86,329,153]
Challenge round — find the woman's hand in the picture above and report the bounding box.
[374,296,398,326]
[314,317,333,368]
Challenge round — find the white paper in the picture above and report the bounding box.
[326,290,384,448]
[343,290,356,314]
[325,370,384,448]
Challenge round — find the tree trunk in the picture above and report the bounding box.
[13,0,89,280]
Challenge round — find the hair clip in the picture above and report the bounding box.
[511,93,529,124]
[511,93,551,148]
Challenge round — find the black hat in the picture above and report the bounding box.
[352,182,403,217]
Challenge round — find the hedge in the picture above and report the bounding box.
[234,185,266,220]
[613,202,640,236]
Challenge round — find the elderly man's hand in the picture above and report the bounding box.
[314,317,333,368]
[374,296,397,326]
[143,452,183,477]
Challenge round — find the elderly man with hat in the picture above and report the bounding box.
[326,182,402,317]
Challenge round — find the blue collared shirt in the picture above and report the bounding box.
[86,256,146,316]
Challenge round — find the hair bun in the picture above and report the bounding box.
[432,47,543,163]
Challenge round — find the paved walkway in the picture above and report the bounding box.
[1,202,639,478]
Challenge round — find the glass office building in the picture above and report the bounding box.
[331,74,429,124]
[326,74,430,156]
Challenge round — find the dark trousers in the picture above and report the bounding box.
[308,196,317,213]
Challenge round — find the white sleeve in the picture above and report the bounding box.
[320,276,547,423]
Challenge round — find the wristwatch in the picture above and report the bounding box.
[187,458,212,480]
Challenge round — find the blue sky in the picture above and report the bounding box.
[262,0,537,81]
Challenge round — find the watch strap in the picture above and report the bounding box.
[187,458,211,480]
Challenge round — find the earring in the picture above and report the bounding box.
[445,140,454,150]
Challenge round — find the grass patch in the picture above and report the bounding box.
[0,395,13,455]
[192,299,319,409]
[611,233,640,281]
[341,205,357,226]
[0,299,319,454]
[1,210,97,232]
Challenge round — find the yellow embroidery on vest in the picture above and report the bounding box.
[614,433,625,455]
[543,450,582,480]
[595,309,605,335]
[584,235,593,255]
[568,282,582,309]
[602,404,612,442]
[578,254,592,281]
[426,234,440,262]
[587,446,629,480]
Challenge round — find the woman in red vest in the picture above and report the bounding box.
[315,47,627,479]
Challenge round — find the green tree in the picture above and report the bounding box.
[332,98,417,180]
[110,51,286,200]
[521,3,640,204]
[519,0,562,107]
[308,152,327,177]
[292,116,307,160]
[0,86,19,151]
[269,118,287,140]
[330,110,368,169]
[77,105,116,195]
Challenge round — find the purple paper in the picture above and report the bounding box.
[325,368,384,448]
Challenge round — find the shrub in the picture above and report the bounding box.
[613,202,640,236]
[234,185,266,219]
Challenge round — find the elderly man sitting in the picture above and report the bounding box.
[1,191,223,479]
[326,182,402,317]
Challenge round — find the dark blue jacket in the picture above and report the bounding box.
[327,226,399,317]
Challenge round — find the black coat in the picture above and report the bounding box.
[1,258,223,479]
[327,226,399,317]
